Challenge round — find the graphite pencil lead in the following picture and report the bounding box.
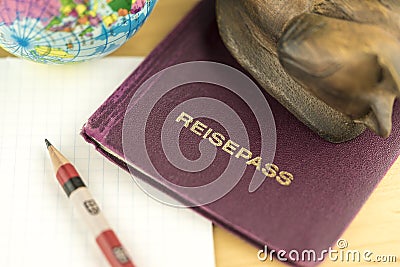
[45,139,52,148]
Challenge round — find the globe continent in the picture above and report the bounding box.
[0,0,156,64]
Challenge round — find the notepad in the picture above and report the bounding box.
[0,57,215,267]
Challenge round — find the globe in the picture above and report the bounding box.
[0,0,157,64]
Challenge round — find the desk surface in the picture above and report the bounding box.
[1,1,399,266]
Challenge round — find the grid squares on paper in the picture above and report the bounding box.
[0,58,215,267]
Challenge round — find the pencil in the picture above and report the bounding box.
[45,139,135,267]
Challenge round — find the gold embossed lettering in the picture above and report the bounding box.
[222,140,240,155]
[262,163,279,178]
[235,147,252,160]
[190,120,208,136]
[246,156,262,171]
[277,171,294,186]
[176,112,193,128]
[203,128,213,139]
[209,132,225,147]
[175,111,295,187]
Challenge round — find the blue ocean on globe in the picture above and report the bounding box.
[0,0,157,64]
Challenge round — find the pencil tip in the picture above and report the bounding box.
[45,139,52,148]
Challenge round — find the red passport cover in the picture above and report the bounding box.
[82,0,400,265]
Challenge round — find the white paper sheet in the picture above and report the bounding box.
[0,57,215,267]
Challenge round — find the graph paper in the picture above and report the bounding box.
[0,57,215,267]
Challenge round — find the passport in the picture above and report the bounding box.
[81,0,400,265]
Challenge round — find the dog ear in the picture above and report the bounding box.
[359,53,400,137]
[377,52,400,96]
[356,92,396,138]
